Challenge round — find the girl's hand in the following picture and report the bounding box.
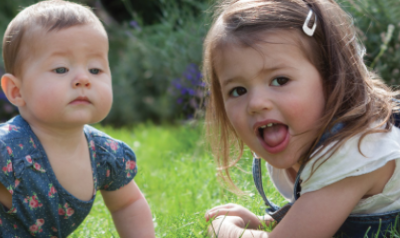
[208,215,269,238]
[205,203,273,229]
[208,215,245,238]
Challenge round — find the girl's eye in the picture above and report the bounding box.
[53,67,68,74]
[271,77,289,86]
[89,68,101,75]
[230,87,247,97]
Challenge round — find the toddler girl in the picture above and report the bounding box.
[203,0,400,237]
[0,0,155,237]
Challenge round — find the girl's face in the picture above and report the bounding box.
[216,30,325,170]
[17,23,112,129]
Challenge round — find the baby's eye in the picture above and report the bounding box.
[271,77,289,86]
[89,68,101,75]
[230,87,247,97]
[53,67,68,74]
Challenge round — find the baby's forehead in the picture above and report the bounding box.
[16,23,108,74]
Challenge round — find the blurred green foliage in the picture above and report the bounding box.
[341,0,400,85]
[104,0,210,125]
[0,0,399,126]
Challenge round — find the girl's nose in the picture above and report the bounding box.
[72,73,91,88]
[247,90,272,115]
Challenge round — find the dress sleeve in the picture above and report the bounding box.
[0,141,15,193]
[300,126,400,195]
[98,141,138,191]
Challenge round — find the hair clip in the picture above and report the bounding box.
[302,9,317,37]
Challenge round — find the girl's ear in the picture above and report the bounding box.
[1,74,25,107]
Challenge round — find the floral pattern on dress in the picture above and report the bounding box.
[8,125,20,132]
[105,140,119,153]
[24,193,43,210]
[15,179,20,188]
[33,162,46,173]
[0,116,137,236]
[2,159,13,175]
[29,137,37,148]
[58,203,74,219]
[6,146,13,157]
[126,160,136,178]
[48,184,57,198]
[29,219,45,236]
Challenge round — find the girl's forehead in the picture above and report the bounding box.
[214,29,313,71]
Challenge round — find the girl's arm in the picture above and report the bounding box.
[208,161,393,238]
[101,180,155,238]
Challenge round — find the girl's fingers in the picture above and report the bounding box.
[205,203,244,221]
[205,208,241,221]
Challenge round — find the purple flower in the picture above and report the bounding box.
[129,21,141,31]
[169,63,206,119]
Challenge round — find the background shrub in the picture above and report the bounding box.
[341,0,400,84]
[103,0,209,125]
[0,0,399,125]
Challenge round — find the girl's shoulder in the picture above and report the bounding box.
[301,126,400,194]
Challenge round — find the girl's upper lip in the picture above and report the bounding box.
[253,119,285,135]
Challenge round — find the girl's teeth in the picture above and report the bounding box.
[260,123,274,129]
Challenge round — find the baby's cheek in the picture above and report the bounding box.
[35,91,60,111]
[96,86,113,118]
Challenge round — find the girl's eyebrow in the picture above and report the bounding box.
[220,63,293,87]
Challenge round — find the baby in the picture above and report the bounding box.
[0,0,154,237]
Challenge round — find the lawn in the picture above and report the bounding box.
[69,122,399,238]
[69,122,283,237]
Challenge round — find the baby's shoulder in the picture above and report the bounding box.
[0,116,31,142]
[84,125,133,157]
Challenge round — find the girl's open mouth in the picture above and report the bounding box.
[258,123,290,153]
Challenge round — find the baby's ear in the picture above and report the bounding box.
[1,74,25,107]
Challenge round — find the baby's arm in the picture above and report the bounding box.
[207,161,393,237]
[101,180,155,238]
[0,182,12,209]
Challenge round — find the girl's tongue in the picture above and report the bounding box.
[262,124,288,147]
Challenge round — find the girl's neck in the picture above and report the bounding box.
[291,162,302,173]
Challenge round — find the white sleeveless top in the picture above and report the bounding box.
[267,126,400,214]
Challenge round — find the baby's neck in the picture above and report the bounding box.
[28,120,94,201]
[29,122,87,155]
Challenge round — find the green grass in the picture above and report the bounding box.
[69,122,400,237]
[69,122,282,237]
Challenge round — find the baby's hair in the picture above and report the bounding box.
[2,0,103,76]
[203,0,398,187]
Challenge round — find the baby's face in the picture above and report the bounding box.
[17,23,112,128]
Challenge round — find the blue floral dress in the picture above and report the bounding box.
[0,116,138,237]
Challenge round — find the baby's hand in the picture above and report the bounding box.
[205,203,269,229]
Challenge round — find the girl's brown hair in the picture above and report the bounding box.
[203,0,398,187]
[2,0,103,76]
